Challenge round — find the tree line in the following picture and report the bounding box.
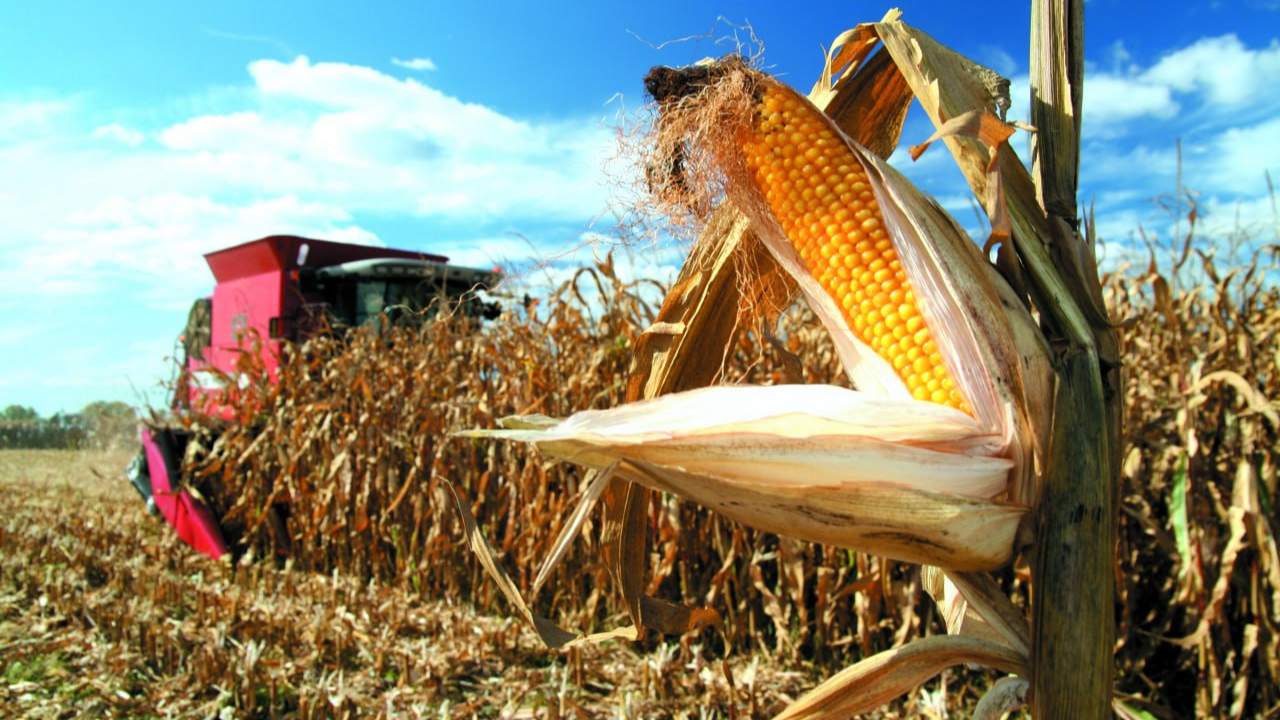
[0,402,138,451]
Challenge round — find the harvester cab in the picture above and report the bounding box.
[126,235,502,560]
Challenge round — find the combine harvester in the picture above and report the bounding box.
[125,235,501,560]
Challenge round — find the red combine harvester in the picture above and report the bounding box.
[126,235,501,560]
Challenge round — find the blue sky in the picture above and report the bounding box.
[2,0,1278,415]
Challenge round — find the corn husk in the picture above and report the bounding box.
[473,60,1050,571]
[475,384,1023,570]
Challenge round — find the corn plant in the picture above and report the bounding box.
[465,4,1120,718]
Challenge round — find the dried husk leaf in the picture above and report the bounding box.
[923,567,1031,656]
[872,15,1106,340]
[482,385,1011,497]
[442,479,580,648]
[617,459,1021,571]
[469,383,1025,569]
[533,464,616,593]
[772,634,1027,720]
[973,676,1030,720]
[807,10,913,160]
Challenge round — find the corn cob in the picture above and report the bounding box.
[739,81,969,413]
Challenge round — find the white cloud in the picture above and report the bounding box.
[1144,35,1280,107]
[91,123,146,147]
[1080,34,1280,136]
[0,54,617,312]
[1103,40,1133,72]
[0,52,630,413]
[887,136,957,176]
[1092,206,1152,250]
[8,31,1273,413]
[1088,185,1280,273]
[437,235,554,271]
[1197,192,1280,244]
[134,56,617,222]
[883,32,1280,276]
[159,111,304,154]
[1074,34,1280,235]
[247,57,540,155]
[1002,73,1030,126]
[0,98,75,138]
[2,192,377,309]
[1083,143,1179,200]
[1202,116,1280,195]
[392,57,437,72]
[1083,73,1178,126]
[932,193,987,225]
[252,56,448,111]
[0,322,45,350]
[495,235,682,313]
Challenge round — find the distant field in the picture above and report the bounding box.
[0,450,133,500]
[0,449,818,719]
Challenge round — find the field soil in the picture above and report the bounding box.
[0,450,855,719]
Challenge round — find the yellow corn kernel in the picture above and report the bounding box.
[741,82,969,414]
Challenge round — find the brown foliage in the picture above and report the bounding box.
[185,238,1280,717]
[1108,240,1280,718]
[3,234,1277,717]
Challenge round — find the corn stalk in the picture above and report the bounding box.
[1027,1,1119,717]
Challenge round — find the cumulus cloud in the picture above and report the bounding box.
[159,111,304,154]
[1144,35,1280,107]
[1082,34,1280,134]
[1066,33,1280,267]
[1083,143,1178,185]
[888,33,1279,272]
[144,56,617,222]
[4,192,377,308]
[1202,117,1280,195]
[976,45,1017,78]
[0,54,617,306]
[4,31,1276,412]
[1083,73,1178,126]
[437,235,555,272]
[497,235,682,312]
[392,57,437,72]
[1198,193,1280,244]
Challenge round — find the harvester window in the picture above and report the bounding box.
[183,298,212,362]
[302,272,498,336]
[351,280,441,326]
[357,281,389,325]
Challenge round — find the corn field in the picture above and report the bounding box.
[3,233,1276,717]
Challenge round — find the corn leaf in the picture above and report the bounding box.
[772,635,1026,720]
[1170,453,1193,579]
